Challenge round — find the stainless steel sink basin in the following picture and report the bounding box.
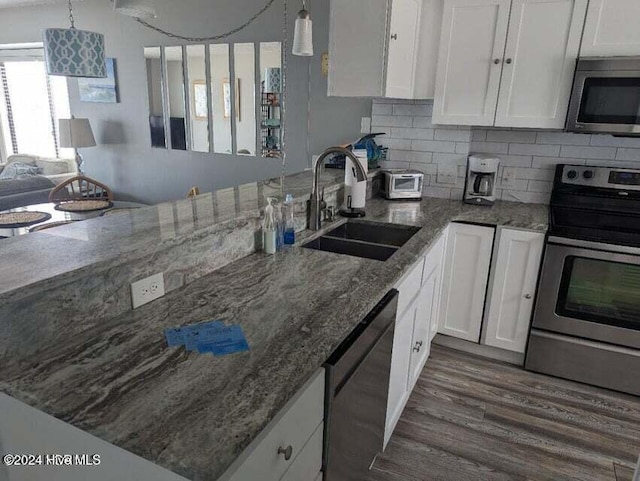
[302,221,420,261]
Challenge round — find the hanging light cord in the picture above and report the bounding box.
[67,0,75,28]
[133,0,278,42]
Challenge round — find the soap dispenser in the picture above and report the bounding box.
[263,197,278,255]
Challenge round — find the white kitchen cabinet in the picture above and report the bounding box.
[385,293,417,448]
[433,0,587,129]
[438,223,494,343]
[385,0,421,98]
[581,0,640,56]
[483,228,544,353]
[432,0,511,126]
[427,230,447,342]
[494,0,587,129]
[221,370,325,481]
[328,0,443,99]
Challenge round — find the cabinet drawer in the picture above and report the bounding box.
[396,257,425,316]
[280,422,323,481]
[222,370,325,481]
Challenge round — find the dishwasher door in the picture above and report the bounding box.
[323,289,398,481]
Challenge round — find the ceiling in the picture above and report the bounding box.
[0,0,80,8]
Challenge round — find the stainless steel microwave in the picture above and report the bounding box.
[566,56,640,136]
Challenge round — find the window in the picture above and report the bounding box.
[0,44,72,163]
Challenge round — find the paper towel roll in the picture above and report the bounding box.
[344,149,368,209]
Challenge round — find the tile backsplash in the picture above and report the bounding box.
[372,98,640,204]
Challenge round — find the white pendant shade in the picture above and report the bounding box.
[292,10,313,57]
[59,118,97,148]
[113,0,157,20]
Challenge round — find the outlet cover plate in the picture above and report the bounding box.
[131,272,165,309]
[361,117,371,134]
[502,167,518,188]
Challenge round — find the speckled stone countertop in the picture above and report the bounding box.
[0,197,548,480]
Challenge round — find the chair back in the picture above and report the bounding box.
[49,175,113,203]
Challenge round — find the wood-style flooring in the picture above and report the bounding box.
[369,345,640,481]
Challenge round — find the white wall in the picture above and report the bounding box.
[0,0,371,204]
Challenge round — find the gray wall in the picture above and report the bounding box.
[0,0,371,204]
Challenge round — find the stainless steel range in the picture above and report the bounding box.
[525,164,640,396]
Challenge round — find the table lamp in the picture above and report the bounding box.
[59,118,96,175]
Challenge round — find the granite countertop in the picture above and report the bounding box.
[0,197,548,481]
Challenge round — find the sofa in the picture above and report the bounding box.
[0,154,78,211]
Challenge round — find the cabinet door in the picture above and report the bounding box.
[432,0,511,125]
[427,231,447,342]
[385,300,416,448]
[328,0,389,97]
[494,0,587,129]
[385,0,421,98]
[438,223,495,342]
[581,0,640,57]
[484,229,544,353]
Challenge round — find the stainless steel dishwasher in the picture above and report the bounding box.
[323,289,398,481]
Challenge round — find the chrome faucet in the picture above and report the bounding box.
[307,146,368,231]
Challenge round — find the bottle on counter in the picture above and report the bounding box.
[263,197,278,255]
[283,194,296,245]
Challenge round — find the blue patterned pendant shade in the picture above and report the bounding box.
[44,28,106,78]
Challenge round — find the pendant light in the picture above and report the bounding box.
[43,0,106,78]
[292,0,313,57]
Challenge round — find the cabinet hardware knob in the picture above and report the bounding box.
[391,34,398,40]
[524,294,532,299]
[413,341,424,352]
[493,58,501,64]
[505,58,513,64]
[278,445,293,461]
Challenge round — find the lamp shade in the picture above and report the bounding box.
[113,0,157,20]
[292,10,313,57]
[44,28,106,78]
[59,118,97,148]
[264,68,282,93]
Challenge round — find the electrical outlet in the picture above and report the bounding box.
[361,117,371,134]
[502,167,518,188]
[437,164,458,185]
[131,273,165,309]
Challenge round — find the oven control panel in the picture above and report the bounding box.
[561,165,640,191]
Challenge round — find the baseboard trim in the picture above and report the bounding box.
[433,334,525,366]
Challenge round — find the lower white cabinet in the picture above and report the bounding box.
[438,223,495,342]
[221,370,325,481]
[483,228,545,353]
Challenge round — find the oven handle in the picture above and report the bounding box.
[548,236,640,256]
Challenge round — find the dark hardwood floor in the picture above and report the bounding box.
[369,345,640,481]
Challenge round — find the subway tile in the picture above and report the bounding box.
[390,127,435,140]
[434,129,472,142]
[432,153,468,166]
[469,142,509,154]
[616,148,640,162]
[371,115,413,128]
[388,149,432,163]
[585,159,640,169]
[535,131,591,145]
[515,167,555,181]
[380,138,412,150]
[486,130,537,143]
[411,163,437,175]
[590,134,640,148]
[412,116,435,129]
[455,142,470,154]
[379,160,411,169]
[532,156,585,169]
[450,188,464,200]
[496,178,529,191]
[411,140,457,153]
[471,129,487,142]
[372,98,405,104]
[372,103,393,116]
[422,186,452,199]
[502,190,551,204]
[560,145,616,159]
[509,143,561,157]
[393,103,433,117]
[497,155,533,168]
[527,180,553,193]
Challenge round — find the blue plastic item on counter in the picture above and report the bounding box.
[283,193,296,245]
[164,320,249,356]
[196,325,250,355]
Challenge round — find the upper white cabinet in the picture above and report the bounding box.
[432,0,511,126]
[328,0,443,99]
[483,228,544,353]
[438,223,495,343]
[433,0,587,129]
[581,0,640,56]
[494,0,587,128]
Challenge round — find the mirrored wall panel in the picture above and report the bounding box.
[144,42,282,158]
[144,47,166,148]
[260,42,282,157]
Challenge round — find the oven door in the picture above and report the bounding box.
[566,70,640,135]
[533,237,640,349]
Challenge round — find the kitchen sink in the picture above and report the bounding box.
[303,221,420,261]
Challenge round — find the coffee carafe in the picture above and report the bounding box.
[464,154,500,206]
